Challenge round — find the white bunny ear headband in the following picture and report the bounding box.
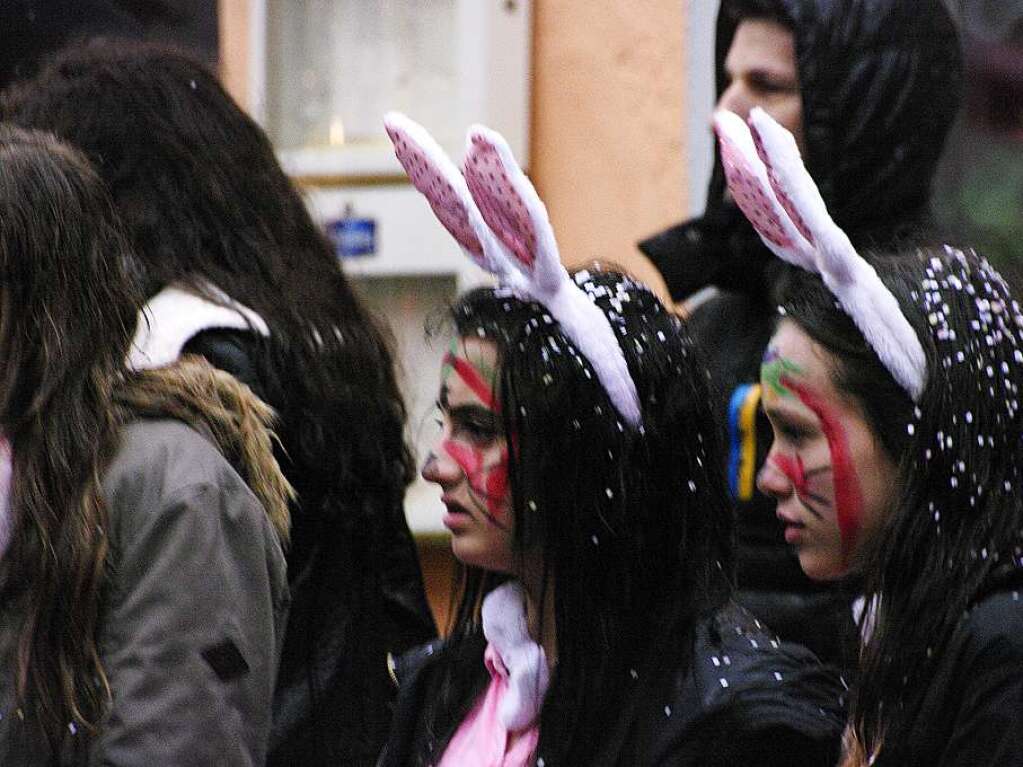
[714,107,927,402]
[384,112,642,427]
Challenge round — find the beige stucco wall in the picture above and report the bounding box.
[530,1,685,301]
[218,0,247,108]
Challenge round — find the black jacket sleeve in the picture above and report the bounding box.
[932,591,1023,766]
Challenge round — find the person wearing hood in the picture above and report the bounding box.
[0,126,291,765]
[1,42,437,766]
[639,0,963,666]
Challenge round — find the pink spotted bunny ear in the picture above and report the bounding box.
[383,112,522,285]
[462,124,642,427]
[714,109,816,271]
[462,125,563,294]
[714,107,927,402]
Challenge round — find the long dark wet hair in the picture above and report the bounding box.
[1,40,414,503]
[0,126,142,751]
[2,43,419,746]
[423,270,734,765]
[779,246,1023,764]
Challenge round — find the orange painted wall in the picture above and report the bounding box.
[218,0,249,108]
[530,1,686,302]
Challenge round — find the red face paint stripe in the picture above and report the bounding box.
[443,438,509,526]
[443,352,496,410]
[781,376,863,558]
[772,453,807,496]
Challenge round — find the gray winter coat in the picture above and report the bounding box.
[0,415,289,765]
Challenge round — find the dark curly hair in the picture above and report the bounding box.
[2,40,419,760]
[1,38,415,518]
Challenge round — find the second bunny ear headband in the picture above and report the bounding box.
[714,107,928,402]
[384,112,642,427]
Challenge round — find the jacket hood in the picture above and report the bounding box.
[641,0,962,299]
[129,283,269,371]
[114,357,293,545]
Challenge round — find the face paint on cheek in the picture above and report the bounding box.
[771,452,832,520]
[773,452,807,496]
[442,438,510,526]
[781,376,864,558]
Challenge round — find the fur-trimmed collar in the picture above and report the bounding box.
[129,283,269,371]
[116,358,293,545]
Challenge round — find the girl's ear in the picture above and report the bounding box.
[462,125,566,296]
[384,111,516,279]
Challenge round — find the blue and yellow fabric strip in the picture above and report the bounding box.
[727,383,762,501]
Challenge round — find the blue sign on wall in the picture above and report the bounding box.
[327,209,377,259]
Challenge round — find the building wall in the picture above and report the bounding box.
[530,1,686,301]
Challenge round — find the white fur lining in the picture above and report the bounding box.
[481,581,550,731]
[385,112,642,427]
[128,283,269,371]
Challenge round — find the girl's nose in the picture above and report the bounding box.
[756,454,793,499]
[421,440,463,489]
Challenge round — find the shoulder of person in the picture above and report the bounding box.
[99,415,288,612]
[387,638,449,692]
[100,417,281,554]
[688,603,847,738]
[903,581,1023,766]
[960,582,1023,664]
[633,603,844,764]
[106,418,248,494]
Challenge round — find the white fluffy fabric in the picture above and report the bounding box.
[387,114,643,427]
[716,107,927,401]
[128,283,269,371]
[481,581,550,732]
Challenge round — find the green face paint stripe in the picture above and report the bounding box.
[761,354,804,398]
[441,337,459,382]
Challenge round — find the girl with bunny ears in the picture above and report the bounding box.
[378,115,846,766]
[720,107,1023,765]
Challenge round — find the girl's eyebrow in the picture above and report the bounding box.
[448,403,498,423]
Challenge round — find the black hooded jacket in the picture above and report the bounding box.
[380,603,846,767]
[642,0,962,301]
[639,0,962,665]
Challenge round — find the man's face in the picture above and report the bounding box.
[717,18,804,152]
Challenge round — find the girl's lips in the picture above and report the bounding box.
[441,497,473,530]
[442,511,471,530]
[777,510,806,544]
[783,523,805,544]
